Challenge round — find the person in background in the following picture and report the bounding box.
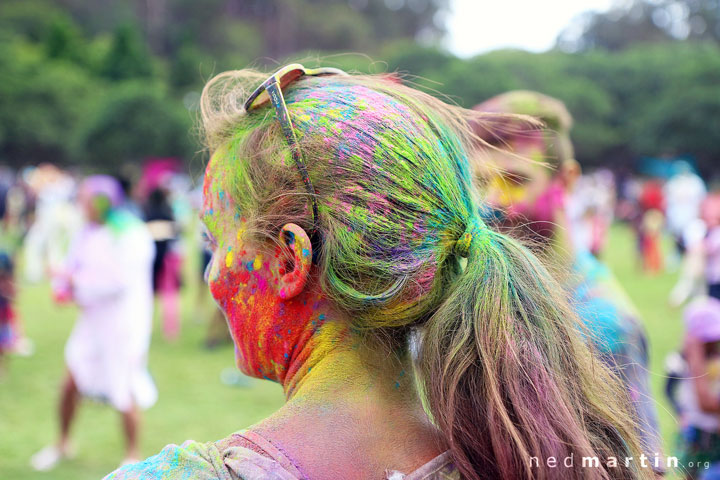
[116,173,145,219]
[0,252,17,373]
[703,194,720,301]
[591,169,617,256]
[472,90,665,476]
[566,166,616,257]
[0,170,33,360]
[639,178,665,274]
[31,175,157,471]
[668,193,720,306]
[144,187,181,340]
[22,164,81,283]
[664,161,707,261]
[669,297,720,479]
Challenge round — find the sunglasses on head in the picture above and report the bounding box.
[244,63,348,241]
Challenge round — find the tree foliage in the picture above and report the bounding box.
[0,39,94,164]
[558,0,720,52]
[76,82,193,166]
[0,0,718,175]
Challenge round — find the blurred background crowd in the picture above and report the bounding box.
[1,0,719,478]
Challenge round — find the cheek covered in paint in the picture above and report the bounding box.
[486,147,559,226]
[208,245,326,382]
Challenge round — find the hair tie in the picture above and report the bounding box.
[454,218,487,258]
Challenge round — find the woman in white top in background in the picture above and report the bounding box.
[31,175,157,471]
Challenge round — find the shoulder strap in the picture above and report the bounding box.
[232,430,306,479]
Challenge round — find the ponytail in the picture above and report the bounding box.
[418,219,649,480]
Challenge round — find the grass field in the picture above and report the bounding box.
[0,223,685,479]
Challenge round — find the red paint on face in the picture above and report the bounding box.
[202,156,333,387]
[208,252,329,383]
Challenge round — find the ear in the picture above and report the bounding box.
[559,158,581,188]
[270,223,313,299]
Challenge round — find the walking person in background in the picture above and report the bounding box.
[144,187,182,340]
[107,65,654,479]
[472,90,665,476]
[31,176,157,471]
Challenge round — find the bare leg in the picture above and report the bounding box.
[121,403,140,460]
[59,371,80,452]
[161,286,180,340]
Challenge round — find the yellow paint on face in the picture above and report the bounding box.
[489,175,528,207]
[253,254,263,271]
[225,249,234,268]
[482,137,554,211]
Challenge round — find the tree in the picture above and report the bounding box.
[0,39,96,166]
[75,82,194,168]
[2,0,719,173]
[98,24,154,81]
[557,0,720,52]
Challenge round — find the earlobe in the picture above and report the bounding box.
[272,223,312,299]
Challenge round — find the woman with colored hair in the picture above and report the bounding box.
[107,66,653,479]
[31,176,157,471]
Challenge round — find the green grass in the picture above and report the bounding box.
[0,223,685,479]
[0,271,285,479]
[601,223,684,458]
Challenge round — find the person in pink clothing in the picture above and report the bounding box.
[143,187,181,340]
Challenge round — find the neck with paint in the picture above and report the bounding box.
[278,291,355,399]
[210,256,361,399]
[273,290,413,405]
